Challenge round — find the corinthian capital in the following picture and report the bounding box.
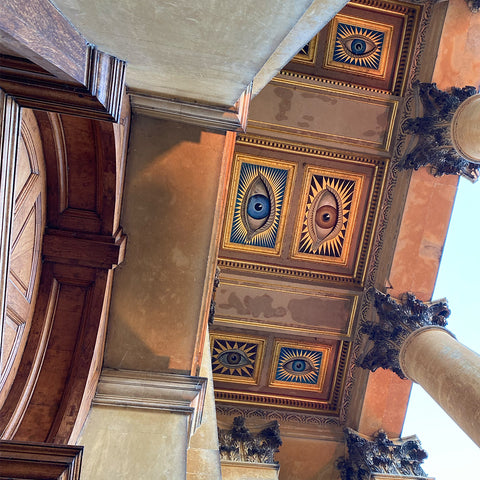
[359,289,450,378]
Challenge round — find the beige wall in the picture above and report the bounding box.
[105,116,234,374]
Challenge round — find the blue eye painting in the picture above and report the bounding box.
[275,347,323,385]
[333,23,384,70]
[229,161,289,249]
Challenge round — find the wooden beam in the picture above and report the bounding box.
[0,440,82,479]
[0,0,126,122]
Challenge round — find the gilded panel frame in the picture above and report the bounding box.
[324,14,394,80]
[291,166,364,266]
[268,340,332,392]
[210,332,266,386]
[222,153,296,256]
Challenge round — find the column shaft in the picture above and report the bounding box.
[400,327,480,446]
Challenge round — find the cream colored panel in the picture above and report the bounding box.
[215,276,357,336]
[248,77,398,153]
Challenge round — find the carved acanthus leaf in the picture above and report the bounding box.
[218,416,282,464]
[359,289,450,378]
[336,428,429,480]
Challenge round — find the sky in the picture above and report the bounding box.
[402,175,480,477]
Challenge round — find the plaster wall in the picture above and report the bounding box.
[276,437,343,480]
[79,406,189,479]
[432,0,480,89]
[105,116,231,373]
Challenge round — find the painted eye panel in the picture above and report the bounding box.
[341,36,377,57]
[282,357,315,376]
[241,174,276,241]
[217,349,252,368]
[307,186,343,252]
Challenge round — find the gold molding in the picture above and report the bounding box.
[237,134,388,165]
[278,70,390,95]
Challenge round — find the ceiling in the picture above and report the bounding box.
[52,0,350,106]
[210,0,422,427]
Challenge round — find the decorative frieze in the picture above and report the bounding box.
[218,416,282,464]
[400,82,479,180]
[208,266,221,325]
[359,289,450,378]
[336,428,429,480]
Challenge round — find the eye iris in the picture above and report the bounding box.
[247,194,270,219]
[292,360,306,372]
[315,205,338,229]
[226,352,241,364]
[351,38,366,54]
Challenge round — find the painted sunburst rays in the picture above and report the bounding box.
[230,163,288,248]
[275,347,323,384]
[300,175,355,257]
[334,23,384,69]
[212,339,258,377]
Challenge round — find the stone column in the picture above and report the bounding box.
[360,289,480,448]
[451,93,480,163]
[400,82,480,180]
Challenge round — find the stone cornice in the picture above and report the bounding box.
[94,369,207,438]
[129,83,251,132]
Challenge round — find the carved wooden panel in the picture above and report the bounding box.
[0,105,129,445]
[0,439,82,479]
[1,106,45,406]
[0,0,126,121]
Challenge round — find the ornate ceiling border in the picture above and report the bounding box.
[281,0,421,96]
[339,0,435,424]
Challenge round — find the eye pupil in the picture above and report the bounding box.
[292,360,306,372]
[315,205,338,229]
[247,194,270,220]
[227,352,240,364]
[351,39,366,54]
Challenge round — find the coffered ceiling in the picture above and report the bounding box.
[212,0,423,427]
